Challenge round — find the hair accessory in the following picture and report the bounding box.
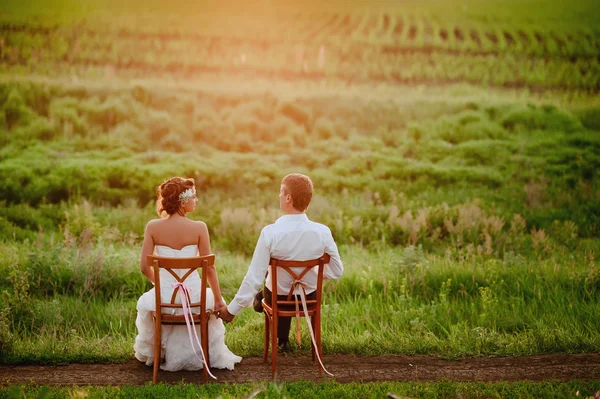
[178,188,196,204]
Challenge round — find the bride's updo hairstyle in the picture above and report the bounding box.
[156,177,195,217]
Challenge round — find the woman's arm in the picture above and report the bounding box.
[198,222,225,308]
[140,221,156,284]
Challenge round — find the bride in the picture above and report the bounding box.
[134,176,242,372]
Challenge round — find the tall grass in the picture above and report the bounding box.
[1,222,598,363]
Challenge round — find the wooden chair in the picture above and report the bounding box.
[261,254,331,379]
[148,254,214,384]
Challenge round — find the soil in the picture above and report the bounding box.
[1,354,599,386]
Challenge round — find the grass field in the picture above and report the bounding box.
[0,0,599,397]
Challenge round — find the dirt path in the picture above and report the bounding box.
[1,354,599,386]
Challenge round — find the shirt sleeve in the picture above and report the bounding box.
[227,227,271,315]
[322,227,344,280]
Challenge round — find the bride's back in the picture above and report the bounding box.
[149,217,208,290]
[150,216,205,251]
[146,215,210,255]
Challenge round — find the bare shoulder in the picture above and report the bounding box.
[145,218,162,231]
[190,219,209,232]
[191,219,207,228]
[142,219,162,243]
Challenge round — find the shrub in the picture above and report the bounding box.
[549,220,579,249]
[0,302,13,359]
[16,117,57,141]
[0,202,61,232]
[215,207,278,255]
[61,200,101,240]
[49,97,87,136]
[82,96,130,130]
[313,118,336,140]
[574,107,600,131]
[0,217,35,241]
[458,120,507,141]
[455,140,508,166]
[159,133,186,152]
[500,104,583,133]
[1,86,36,130]
[278,101,312,129]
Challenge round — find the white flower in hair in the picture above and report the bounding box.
[178,188,196,204]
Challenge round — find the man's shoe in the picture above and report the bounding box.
[277,341,291,353]
[253,290,264,313]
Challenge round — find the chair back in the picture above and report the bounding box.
[148,254,214,315]
[270,253,330,314]
[148,254,215,383]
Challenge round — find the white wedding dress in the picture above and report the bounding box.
[134,245,242,371]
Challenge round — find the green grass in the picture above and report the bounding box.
[2,381,600,399]
[0,74,599,364]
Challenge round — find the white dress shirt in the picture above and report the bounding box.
[227,213,343,315]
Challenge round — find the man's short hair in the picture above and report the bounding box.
[282,173,313,212]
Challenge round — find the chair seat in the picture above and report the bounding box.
[261,298,317,316]
[151,311,209,325]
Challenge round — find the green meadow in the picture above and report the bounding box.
[0,0,599,396]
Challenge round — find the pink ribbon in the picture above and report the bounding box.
[171,282,217,380]
[291,279,334,377]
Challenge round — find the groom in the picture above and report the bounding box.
[217,173,344,351]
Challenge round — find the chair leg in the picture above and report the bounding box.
[153,317,160,384]
[316,313,322,377]
[204,317,210,368]
[311,316,316,361]
[264,312,270,363]
[271,313,278,380]
[202,319,209,383]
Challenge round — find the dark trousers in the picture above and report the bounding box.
[261,287,317,344]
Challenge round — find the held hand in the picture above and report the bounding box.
[214,298,227,313]
[218,307,235,323]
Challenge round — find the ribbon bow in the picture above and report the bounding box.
[171,282,217,380]
[289,279,334,377]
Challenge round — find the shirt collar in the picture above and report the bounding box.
[275,213,309,224]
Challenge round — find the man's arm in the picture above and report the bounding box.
[322,227,343,280]
[226,228,272,316]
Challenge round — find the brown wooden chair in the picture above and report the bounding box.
[261,254,331,379]
[148,254,214,384]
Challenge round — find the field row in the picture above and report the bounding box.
[2,16,599,92]
[307,13,600,57]
[1,15,600,58]
[3,26,599,61]
[3,50,598,92]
